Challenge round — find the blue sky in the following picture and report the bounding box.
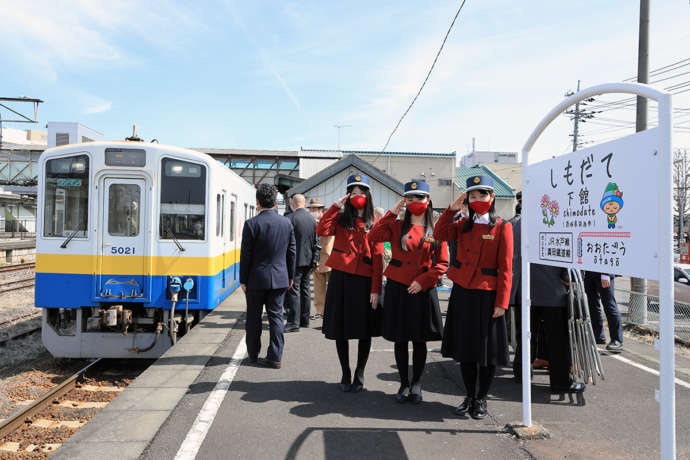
[1,1,689,162]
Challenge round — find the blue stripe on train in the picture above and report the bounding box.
[35,261,240,309]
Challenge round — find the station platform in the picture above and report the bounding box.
[52,289,690,459]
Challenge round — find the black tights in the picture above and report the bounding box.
[335,339,371,384]
[394,341,427,387]
[460,362,496,399]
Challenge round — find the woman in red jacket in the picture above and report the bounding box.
[434,175,513,420]
[317,174,384,393]
[370,180,448,404]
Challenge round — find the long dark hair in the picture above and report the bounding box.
[338,185,374,230]
[400,199,439,251]
[461,191,498,233]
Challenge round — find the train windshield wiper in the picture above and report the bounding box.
[60,229,80,248]
[166,228,185,252]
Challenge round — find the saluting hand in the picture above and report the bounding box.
[370,293,379,309]
[407,281,422,294]
[336,193,350,208]
[492,307,505,318]
[450,192,467,211]
[392,198,405,216]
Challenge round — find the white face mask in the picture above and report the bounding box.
[311,211,321,219]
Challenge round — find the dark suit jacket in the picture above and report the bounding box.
[240,209,296,290]
[288,207,320,268]
[509,216,568,307]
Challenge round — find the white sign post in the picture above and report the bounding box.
[520,83,675,459]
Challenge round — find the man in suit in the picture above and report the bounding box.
[510,213,585,393]
[285,194,320,332]
[240,184,296,368]
[584,270,623,352]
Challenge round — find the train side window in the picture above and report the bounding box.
[108,184,140,236]
[44,155,89,238]
[221,193,225,237]
[160,158,206,240]
[216,194,221,237]
[229,201,235,242]
[244,203,248,221]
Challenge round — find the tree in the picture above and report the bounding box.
[673,148,690,241]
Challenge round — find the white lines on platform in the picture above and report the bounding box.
[609,353,690,390]
[175,334,247,460]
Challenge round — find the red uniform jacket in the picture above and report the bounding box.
[369,211,449,291]
[433,207,513,309]
[316,204,383,294]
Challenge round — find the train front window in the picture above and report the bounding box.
[108,184,140,237]
[160,158,206,240]
[44,155,89,238]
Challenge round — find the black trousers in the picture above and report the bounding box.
[513,304,571,389]
[286,266,312,328]
[245,288,286,362]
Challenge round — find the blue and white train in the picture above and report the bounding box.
[35,141,256,358]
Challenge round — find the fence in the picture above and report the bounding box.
[0,219,36,239]
[615,286,690,344]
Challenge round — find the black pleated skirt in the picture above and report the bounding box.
[381,280,443,342]
[322,269,382,340]
[441,283,509,366]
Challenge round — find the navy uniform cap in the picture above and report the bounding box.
[347,173,371,189]
[404,180,430,196]
[465,175,494,192]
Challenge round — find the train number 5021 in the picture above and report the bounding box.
[110,246,136,255]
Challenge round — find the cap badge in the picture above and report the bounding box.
[473,177,481,184]
[410,182,418,190]
[355,175,362,182]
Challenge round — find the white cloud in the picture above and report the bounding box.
[85,101,112,114]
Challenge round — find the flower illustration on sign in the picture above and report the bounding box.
[540,194,559,227]
[600,182,623,229]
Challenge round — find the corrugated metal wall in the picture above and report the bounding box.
[299,166,402,211]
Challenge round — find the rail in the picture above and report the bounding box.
[0,262,35,273]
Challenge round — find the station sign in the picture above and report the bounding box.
[524,127,664,280]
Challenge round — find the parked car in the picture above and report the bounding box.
[645,264,690,315]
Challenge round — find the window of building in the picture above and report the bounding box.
[55,133,70,146]
[438,178,452,187]
[108,184,140,236]
[44,155,89,237]
[159,158,206,240]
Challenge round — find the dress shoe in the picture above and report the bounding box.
[551,382,585,393]
[408,383,423,404]
[340,373,352,392]
[470,398,488,420]
[606,340,623,352]
[259,358,281,369]
[595,338,606,345]
[300,323,310,328]
[350,375,365,393]
[284,325,300,333]
[246,356,258,363]
[455,396,474,416]
[396,385,410,403]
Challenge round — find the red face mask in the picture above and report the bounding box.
[349,195,367,210]
[469,200,491,215]
[407,201,428,216]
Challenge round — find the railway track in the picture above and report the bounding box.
[0,359,150,457]
[0,277,35,294]
[0,262,35,274]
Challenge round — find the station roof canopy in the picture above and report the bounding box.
[301,148,455,158]
[288,154,404,196]
[456,165,515,198]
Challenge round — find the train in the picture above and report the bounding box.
[35,140,256,358]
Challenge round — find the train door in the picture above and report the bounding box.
[99,177,147,298]
[220,190,227,289]
[230,194,238,283]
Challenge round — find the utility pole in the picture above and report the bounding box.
[630,0,648,328]
[565,80,598,151]
[333,124,351,150]
[572,80,581,152]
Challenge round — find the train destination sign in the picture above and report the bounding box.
[524,127,663,281]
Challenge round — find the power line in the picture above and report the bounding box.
[379,0,468,154]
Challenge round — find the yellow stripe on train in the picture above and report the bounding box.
[36,249,241,276]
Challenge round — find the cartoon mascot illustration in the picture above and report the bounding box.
[600,182,623,229]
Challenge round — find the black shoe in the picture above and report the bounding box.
[246,356,258,363]
[300,324,309,328]
[595,338,606,345]
[408,383,422,404]
[551,382,586,393]
[284,325,300,333]
[455,397,474,416]
[396,385,410,403]
[340,373,352,392]
[259,358,281,369]
[470,398,487,420]
[350,374,365,393]
[606,340,623,352]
